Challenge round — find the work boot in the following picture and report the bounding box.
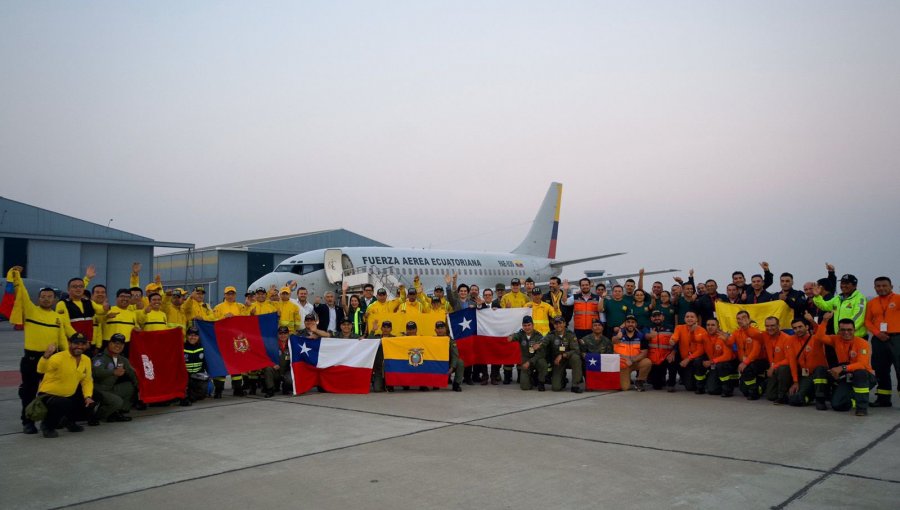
[856,408,868,416]
[667,386,676,393]
[537,384,545,392]
[264,389,275,398]
[815,400,828,411]
[179,398,192,407]
[480,378,489,386]
[282,382,292,395]
[246,379,257,396]
[419,386,430,391]
[386,386,394,392]
[721,391,734,398]
[464,378,474,386]
[42,427,59,438]
[134,401,148,411]
[232,380,245,397]
[66,423,84,433]
[870,397,892,408]
[23,422,38,435]
[214,380,224,399]
[634,380,646,392]
[88,418,100,426]
[695,387,706,395]
[452,382,462,392]
[571,386,583,394]
[490,378,499,385]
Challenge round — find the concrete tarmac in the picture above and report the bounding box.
[0,323,898,510]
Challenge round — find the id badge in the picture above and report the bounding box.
[801,368,809,377]
[559,346,565,352]
[881,322,889,332]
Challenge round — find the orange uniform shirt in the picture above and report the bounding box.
[709,334,735,364]
[813,324,874,374]
[766,332,793,368]
[732,326,764,365]
[865,293,900,336]
[670,325,710,360]
[786,333,828,383]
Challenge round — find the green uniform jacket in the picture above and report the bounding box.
[813,290,867,337]
[511,330,546,365]
[449,338,462,367]
[91,352,138,391]
[544,331,580,359]
[579,333,613,354]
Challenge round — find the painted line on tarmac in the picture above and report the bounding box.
[463,422,832,475]
[252,390,617,427]
[834,471,900,485]
[771,420,900,509]
[46,423,457,510]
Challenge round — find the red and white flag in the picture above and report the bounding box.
[585,353,621,391]
[129,328,189,403]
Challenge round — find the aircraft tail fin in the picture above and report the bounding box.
[512,182,562,259]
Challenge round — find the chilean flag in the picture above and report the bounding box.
[585,353,621,391]
[290,337,380,394]
[449,308,529,366]
[196,314,279,377]
[129,328,189,403]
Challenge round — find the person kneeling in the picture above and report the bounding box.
[35,333,96,438]
[613,316,651,392]
[91,333,138,424]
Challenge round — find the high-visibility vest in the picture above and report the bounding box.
[614,333,643,368]
[647,331,674,365]
[572,294,599,330]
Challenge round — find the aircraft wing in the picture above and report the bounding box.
[532,269,679,289]
[549,253,626,268]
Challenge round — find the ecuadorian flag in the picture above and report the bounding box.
[382,336,449,388]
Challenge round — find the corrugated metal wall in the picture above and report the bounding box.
[27,240,81,289]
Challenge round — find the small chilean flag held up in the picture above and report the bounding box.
[449,308,528,366]
[382,336,449,388]
[585,353,621,391]
[196,314,279,377]
[290,337,380,395]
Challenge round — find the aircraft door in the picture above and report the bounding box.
[324,249,344,284]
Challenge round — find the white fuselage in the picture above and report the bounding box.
[250,247,561,299]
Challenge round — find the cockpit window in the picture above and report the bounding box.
[274,263,324,275]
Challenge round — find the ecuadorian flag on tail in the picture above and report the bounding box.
[382,336,449,388]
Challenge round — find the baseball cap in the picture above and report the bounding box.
[625,314,637,322]
[840,274,858,285]
[496,283,506,291]
[304,313,317,321]
[145,282,161,292]
[109,333,126,344]
[193,286,206,294]
[434,285,443,292]
[435,320,447,328]
[592,318,603,325]
[522,316,533,324]
[552,316,565,323]
[511,278,521,285]
[224,286,237,294]
[377,288,387,295]
[340,317,351,324]
[70,332,89,343]
[406,321,417,329]
[531,287,542,295]
[277,326,290,334]
[172,288,186,296]
[186,326,200,335]
[382,320,392,328]
[255,287,266,294]
[280,286,292,294]
[651,310,663,317]
[407,288,417,294]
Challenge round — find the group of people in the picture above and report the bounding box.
[7,260,899,439]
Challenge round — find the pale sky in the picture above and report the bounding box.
[2,1,898,293]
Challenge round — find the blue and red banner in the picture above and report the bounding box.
[196,313,279,377]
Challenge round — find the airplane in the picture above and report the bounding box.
[248,183,675,298]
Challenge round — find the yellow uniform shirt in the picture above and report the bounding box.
[184,298,215,324]
[526,301,558,335]
[37,350,93,398]
[103,306,140,342]
[213,301,246,319]
[9,271,72,352]
[399,300,424,313]
[273,300,301,331]
[161,296,188,331]
[247,301,278,316]
[501,292,528,308]
[138,310,169,332]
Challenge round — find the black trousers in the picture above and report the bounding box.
[649,359,678,389]
[39,393,83,430]
[19,350,43,425]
